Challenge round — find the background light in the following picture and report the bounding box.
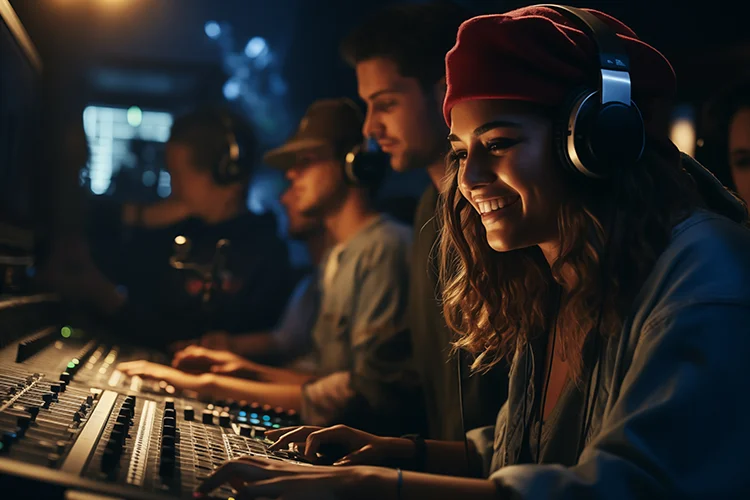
[204,21,221,39]
[223,79,241,100]
[670,104,696,157]
[244,37,267,58]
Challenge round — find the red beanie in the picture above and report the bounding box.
[443,6,676,130]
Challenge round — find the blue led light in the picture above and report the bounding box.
[263,422,272,427]
[262,415,270,421]
[237,416,247,423]
[250,413,258,419]
[250,418,260,425]
[239,411,246,417]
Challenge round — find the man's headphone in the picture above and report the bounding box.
[342,136,390,188]
[545,4,646,180]
[212,111,250,186]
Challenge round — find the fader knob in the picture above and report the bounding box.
[162,425,176,437]
[202,410,213,424]
[164,408,176,419]
[164,398,175,410]
[163,417,176,428]
[219,412,231,427]
[60,372,71,383]
[238,424,252,437]
[183,406,194,421]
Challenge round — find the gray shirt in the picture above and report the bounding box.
[468,208,750,498]
[301,215,424,435]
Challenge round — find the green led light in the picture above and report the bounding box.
[67,362,76,369]
[72,358,80,365]
[127,106,143,127]
[61,326,72,338]
[272,424,280,428]
[0,442,4,451]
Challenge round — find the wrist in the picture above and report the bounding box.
[382,437,417,462]
[352,466,396,500]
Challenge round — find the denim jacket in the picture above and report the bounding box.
[469,196,750,498]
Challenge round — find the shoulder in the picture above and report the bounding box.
[634,210,750,327]
[414,185,439,226]
[350,216,412,271]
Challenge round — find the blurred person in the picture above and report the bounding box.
[340,0,509,441]
[169,185,328,366]
[80,107,296,349]
[701,75,750,203]
[196,6,750,500]
[118,98,424,437]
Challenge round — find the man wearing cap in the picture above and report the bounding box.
[118,98,424,437]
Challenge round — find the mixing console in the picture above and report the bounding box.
[0,295,307,499]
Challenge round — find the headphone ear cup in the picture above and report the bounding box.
[344,145,389,187]
[555,89,645,180]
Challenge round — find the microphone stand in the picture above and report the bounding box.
[169,236,232,335]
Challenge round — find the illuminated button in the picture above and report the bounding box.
[272,424,280,429]
[238,411,247,417]
[262,415,271,422]
[250,413,258,419]
[237,416,247,423]
[250,418,260,425]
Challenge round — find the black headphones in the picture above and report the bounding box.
[212,111,249,186]
[545,4,646,180]
[342,136,390,188]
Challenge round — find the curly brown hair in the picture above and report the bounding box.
[439,143,702,382]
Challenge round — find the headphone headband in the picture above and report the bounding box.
[541,4,645,179]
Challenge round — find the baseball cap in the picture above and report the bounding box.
[263,97,364,170]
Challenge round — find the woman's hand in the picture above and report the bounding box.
[115,360,210,394]
[171,346,265,379]
[195,455,393,500]
[267,424,415,467]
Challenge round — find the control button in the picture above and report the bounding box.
[219,412,231,427]
[163,416,176,428]
[115,414,129,427]
[251,426,266,439]
[238,424,252,437]
[202,410,213,424]
[42,393,54,403]
[163,408,176,419]
[1,431,17,450]
[113,422,126,435]
[17,414,32,429]
[101,449,119,471]
[183,406,194,421]
[162,425,176,437]
[47,453,60,467]
[60,372,71,383]
[159,456,175,476]
[164,398,175,410]
[160,444,175,459]
[85,395,94,405]
[56,440,66,454]
[162,435,175,448]
[110,430,125,446]
[25,405,39,420]
[72,411,83,423]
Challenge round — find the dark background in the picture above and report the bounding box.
[6,0,750,242]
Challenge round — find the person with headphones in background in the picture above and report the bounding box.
[82,107,295,349]
[119,97,425,438]
[195,6,750,500]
